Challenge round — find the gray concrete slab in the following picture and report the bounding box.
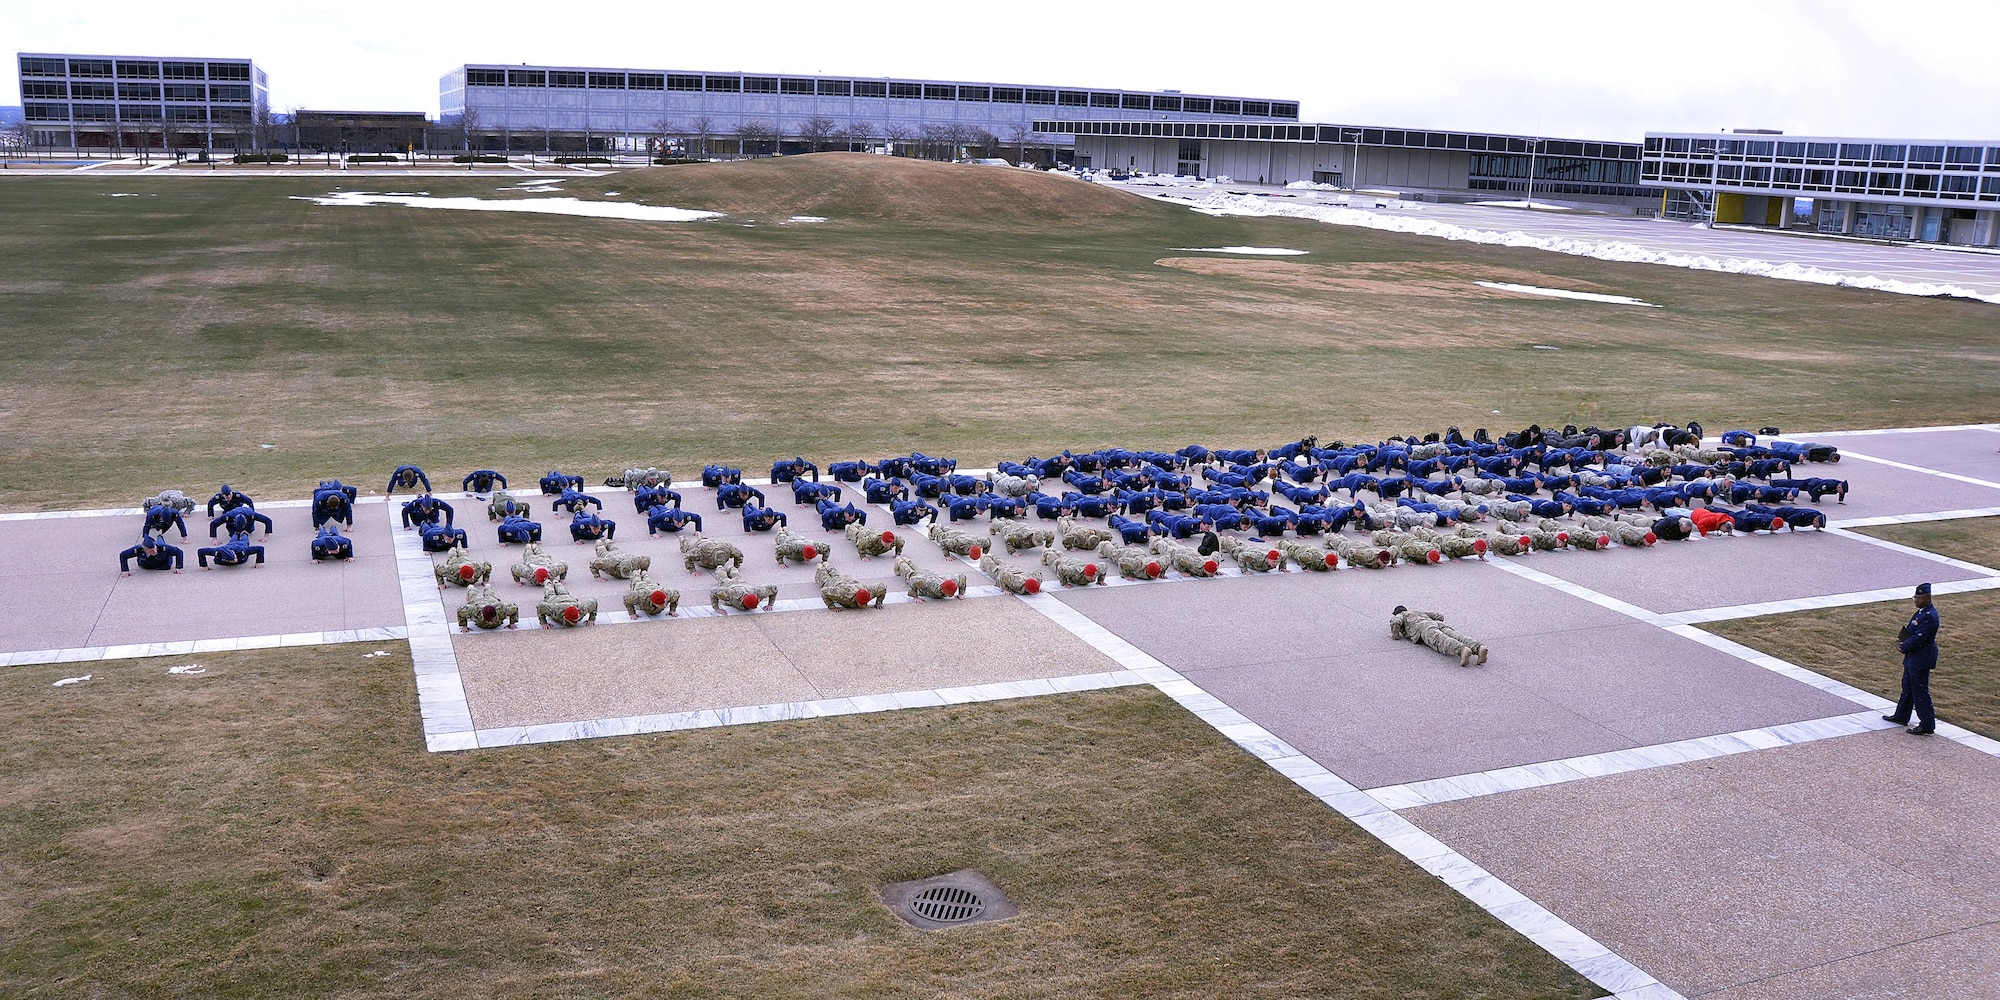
[1821,429,2000,486]
[1405,730,2000,998]
[1797,452,2000,519]
[1061,561,1857,787]
[1525,529,1987,614]
[0,503,402,653]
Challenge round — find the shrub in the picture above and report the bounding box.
[231,153,288,163]
[347,154,400,164]
[653,158,701,166]
[554,156,613,165]
[450,154,510,163]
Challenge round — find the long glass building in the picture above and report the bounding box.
[17,52,267,150]
[1642,131,2000,245]
[440,63,1299,155]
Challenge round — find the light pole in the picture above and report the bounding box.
[1524,137,1539,208]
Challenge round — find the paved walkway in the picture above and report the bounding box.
[10,423,2000,999]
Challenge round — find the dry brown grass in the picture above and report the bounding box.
[1851,517,2000,570]
[0,648,1602,999]
[1705,588,2000,739]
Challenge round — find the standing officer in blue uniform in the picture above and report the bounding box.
[1885,582,1940,735]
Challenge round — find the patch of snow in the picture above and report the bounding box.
[1468,200,1576,211]
[1533,345,1562,350]
[1286,180,1340,191]
[53,675,91,686]
[1163,191,2000,306]
[1169,246,1309,256]
[167,664,207,675]
[105,192,142,198]
[1477,281,1661,307]
[786,215,827,223]
[362,650,392,658]
[292,191,721,223]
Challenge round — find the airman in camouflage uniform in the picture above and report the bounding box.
[1217,534,1286,573]
[988,472,1039,498]
[1277,538,1340,572]
[1582,515,1656,548]
[1390,606,1489,667]
[710,566,778,613]
[1095,539,1165,579]
[509,541,569,586]
[1329,536,1395,569]
[680,534,746,574]
[1456,524,1533,556]
[1056,516,1116,551]
[990,517,1055,554]
[140,489,195,515]
[1041,546,1106,587]
[488,490,531,521]
[622,570,681,618]
[816,561,884,610]
[845,523,906,560]
[456,583,519,631]
[589,538,652,580]
[894,555,967,600]
[1371,529,1444,565]
[1408,526,1488,560]
[621,467,672,492]
[923,523,980,560]
[773,526,827,565]
[1151,536,1222,577]
[434,545,492,588]
[1568,524,1616,550]
[536,581,598,627]
[977,552,1043,595]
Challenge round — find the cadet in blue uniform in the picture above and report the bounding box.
[209,506,274,538]
[119,535,185,574]
[311,525,355,561]
[569,510,616,542]
[540,470,585,495]
[497,514,543,544]
[206,485,254,517]
[419,521,469,552]
[400,493,455,530]
[1885,582,1941,734]
[198,530,265,568]
[462,469,507,495]
[387,464,430,495]
[312,482,357,529]
[143,503,189,539]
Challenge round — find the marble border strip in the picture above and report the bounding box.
[391,505,477,752]
[1662,575,2000,625]
[1364,711,1904,810]
[1831,506,2000,529]
[1836,449,2000,492]
[0,625,408,668]
[1819,525,2000,576]
[1012,591,1682,1000]
[468,668,1146,748]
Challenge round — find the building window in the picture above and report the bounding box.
[1836,170,1866,189]
[1873,144,1906,162]
[207,63,250,81]
[846,80,881,98]
[23,82,67,99]
[781,78,814,95]
[1945,146,1981,166]
[19,56,65,76]
[1909,145,1944,164]
[164,84,206,101]
[1182,97,1209,113]
[72,103,114,121]
[70,81,116,98]
[465,68,505,86]
[919,84,951,100]
[992,87,1023,103]
[1982,177,2000,195]
[166,106,207,122]
[1153,95,1180,112]
[124,105,162,120]
[888,82,921,99]
[1776,142,1804,157]
[1744,166,1771,182]
[1053,90,1082,106]
[211,84,250,102]
[1942,175,1977,194]
[630,73,663,90]
[1717,165,1743,180]
[1870,172,1902,190]
[744,77,778,93]
[815,79,851,96]
[667,74,702,91]
[69,59,113,77]
[1243,101,1270,117]
[958,85,989,101]
[1747,140,1774,156]
[116,60,159,78]
[507,70,546,87]
[1838,143,1869,160]
[704,75,740,92]
[1273,102,1298,119]
[1214,99,1241,115]
[1905,174,1938,192]
[1087,92,1116,108]
[1774,167,1802,185]
[1804,169,1832,187]
[23,104,64,121]
[588,72,625,89]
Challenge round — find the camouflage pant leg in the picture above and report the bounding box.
[1433,623,1481,652]
[1414,624,1471,658]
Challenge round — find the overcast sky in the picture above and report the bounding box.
[10,0,1998,141]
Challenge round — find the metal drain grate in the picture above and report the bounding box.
[881,869,1016,930]
[909,885,985,923]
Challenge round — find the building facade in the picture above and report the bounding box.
[1642,131,2000,246]
[440,64,1299,155]
[1057,118,1657,208]
[17,53,267,150]
[293,110,432,154]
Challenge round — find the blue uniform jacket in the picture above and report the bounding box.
[1900,605,1939,671]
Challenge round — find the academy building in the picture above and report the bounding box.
[17,52,268,150]
[440,63,1300,156]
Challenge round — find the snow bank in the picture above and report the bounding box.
[53,675,91,686]
[1168,246,1310,256]
[1475,281,1660,307]
[292,191,721,223]
[167,664,207,675]
[786,215,827,223]
[1164,191,2000,305]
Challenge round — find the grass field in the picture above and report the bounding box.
[0,649,1602,999]
[3,154,1998,511]
[1706,587,2000,740]
[1850,516,2000,570]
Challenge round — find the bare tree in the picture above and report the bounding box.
[883,121,912,157]
[0,120,26,165]
[798,115,837,153]
[649,117,678,160]
[734,120,776,158]
[688,114,715,160]
[251,98,277,153]
[840,121,877,153]
[455,107,481,153]
[1004,123,1030,165]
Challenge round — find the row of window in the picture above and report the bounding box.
[1469,154,1641,186]
[1051,120,1641,159]
[1467,179,1661,199]
[26,104,233,122]
[1647,161,2000,198]
[459,69,1297,118]
[1648,137,2000,168]
[22,82,250,102]
[20,57,251,80]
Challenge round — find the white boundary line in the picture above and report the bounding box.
[391,504,477,752]
[0,625,408,667]
[1661,576,2000,625]
[1820,525,2000,576]
[1831,505,2000,528]
[1836,449,2000,492]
